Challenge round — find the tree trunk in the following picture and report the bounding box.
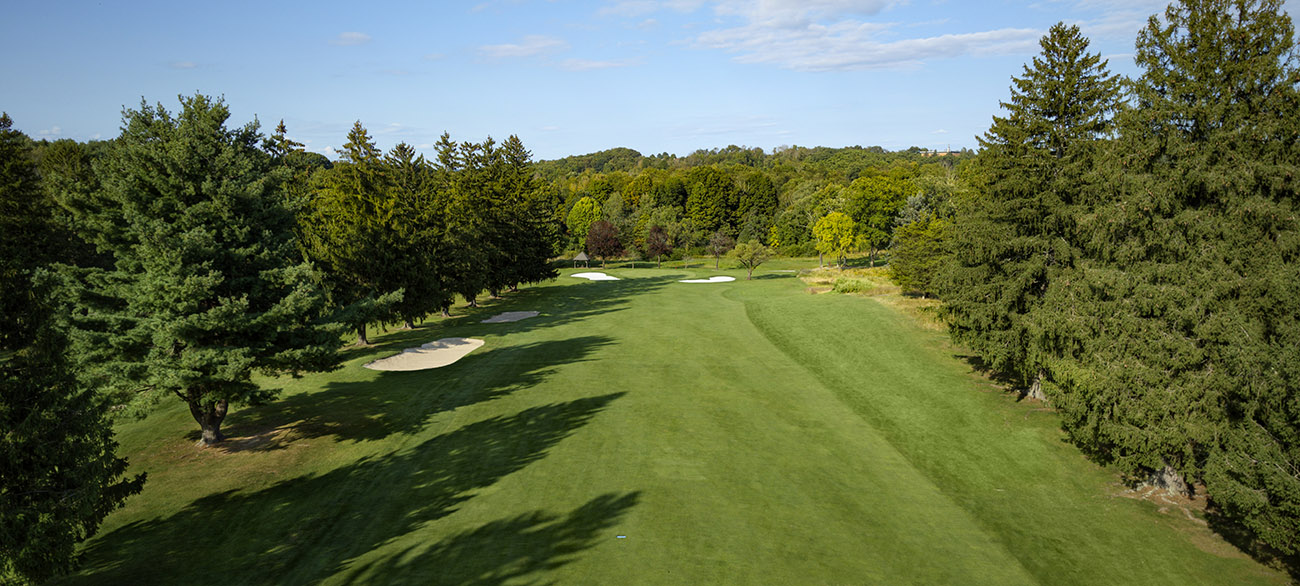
[403,319,415,330]
[356,323,369,346]
[189,398,228,446]
[466,294,478,308]
[870,248,877,267]
[510,284,519,293]
[1025,371,1047,402]
[819,251,824,268]
[657,256,661,268]
[747,265,754,280]
[441,307,451,318]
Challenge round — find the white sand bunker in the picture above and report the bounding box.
[481,311,539,323]
[679,276,736,283]
[572,272,620,281]
[364,337,485,372]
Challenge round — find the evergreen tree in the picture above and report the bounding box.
[382,142,450,326]
[1064,0,1300,553]
[937,22,1119,399]
[301,121,401,343]
[62,95,345,445]
[497,135,560,289]
[1,114,144,584]
[889,213,950,298]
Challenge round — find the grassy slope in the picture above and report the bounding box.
[58,267,1284,585]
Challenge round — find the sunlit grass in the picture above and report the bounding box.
[59,262,1286,585]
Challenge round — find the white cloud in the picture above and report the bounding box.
[1070,0,1170,39]
[170,61,197,69]
[330,32,372,46]
[560,58,638,71]
[932,128,949,134]
[38,126,61,136]
[679,0,1039,71]
[480,35,569,58]
[90,133,101,140]
[698,19,1039,71]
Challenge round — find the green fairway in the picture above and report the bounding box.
[59,267,1285,585]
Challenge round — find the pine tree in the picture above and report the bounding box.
[937,23,1119,399]
[63,95,345,445]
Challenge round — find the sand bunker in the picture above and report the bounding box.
[679,276,736,283]
[364,337,485,372]
[572,272,620,281]
[482,311,540,323]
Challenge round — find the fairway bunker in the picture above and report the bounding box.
[572,272,620,281]
[364,337,485,371]
[679,276,736,283]
[481,310,540,323]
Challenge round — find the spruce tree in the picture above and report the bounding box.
[938,23,1119,399]
[63,95,344,445]
[1069,0,1300,553]
[302,121,402,343]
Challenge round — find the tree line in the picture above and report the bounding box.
[929,0,1299,566]
[536,139,974,272]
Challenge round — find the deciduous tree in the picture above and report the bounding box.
[812,211,856,269]
[707,230,734,269]
[586,220,622,269]
[730,240,772,280]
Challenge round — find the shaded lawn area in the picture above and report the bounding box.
[59,266,1287,585]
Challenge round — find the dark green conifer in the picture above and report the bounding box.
[63,95,344,445]
[1069,0,1300,554]
[1,114,144,584]
[938,22,1119,400]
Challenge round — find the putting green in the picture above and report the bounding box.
[60,267,1286,585]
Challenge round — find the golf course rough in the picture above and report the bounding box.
[62,267,1287,585]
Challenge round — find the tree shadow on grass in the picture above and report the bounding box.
[952,353,1038,402]
[338,492,641,585]
[70,393,627,586]
[197,336,615,450]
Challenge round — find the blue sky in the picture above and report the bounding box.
[3,0,1295,160]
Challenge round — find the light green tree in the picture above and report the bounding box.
[813,211,856,269]
[566,196,601,251]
